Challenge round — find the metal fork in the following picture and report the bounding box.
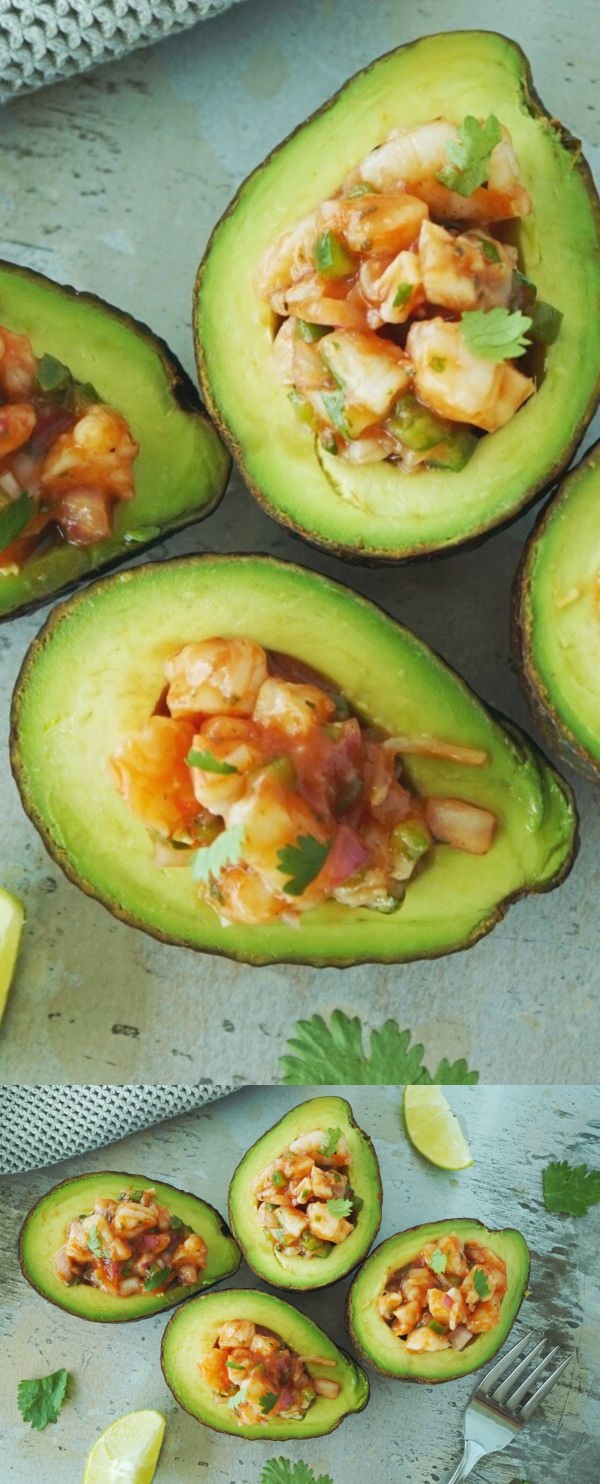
[446,1332,571,1482]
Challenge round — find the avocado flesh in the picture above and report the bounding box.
[228,1095,382,1290]
[161,1286,369,1439]
[19,1170,241,1323]
[196,30,600,561]
[10,554,577,965]
[0,260,230,619]
[347,1218,530,1382]
[514,439,600,778]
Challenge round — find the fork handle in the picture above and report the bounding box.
[445,1440,487,1483]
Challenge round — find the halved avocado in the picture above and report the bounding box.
[347,1218,530,1382]
[195,30,600,562]
[161,1286,369,1438]
[513,439,600,780]
[0,259,230,619]
[228,1095,381,1290]
[10,554,577,965]
[19,1170,241,1323]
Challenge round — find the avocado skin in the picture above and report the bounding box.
[512,439,600,781]
[0,258,230,620]
[228,1095,382,1290]
[194,30,600,564]
[161,1286,370,1439]
[18,1169,242,1324]
[9,553,578,967]
[346,1218,530,1383]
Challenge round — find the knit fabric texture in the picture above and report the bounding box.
[0,1082,239,1173]
[0,1,244,102]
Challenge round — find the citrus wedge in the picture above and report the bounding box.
[0,888,24,1024]
[403,1085,473,1170]
[83,1409,166,1484]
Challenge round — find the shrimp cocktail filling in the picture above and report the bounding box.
[199,1319,340,1426]
[258,115,562,470]
[110,637,499,927]
[379,1232,507,1353]
[253,1126,357,1259]
[53,1186,207,1298]
[0,326,138,575]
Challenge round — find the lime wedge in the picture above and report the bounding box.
[403,1085,473,1170]
[83,1410,166,1484]
[0,888,25,1024]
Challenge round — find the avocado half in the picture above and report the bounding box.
[0,259,230,619]
[18,1170,241,1323]
[512,439,600,780]
[195,30,600,562]
[161,1286,369,1439]
[228,1095,382,1290]
[347,1218,530,1382]
[10,553,577,965]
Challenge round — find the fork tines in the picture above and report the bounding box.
[476,1331,571,1420]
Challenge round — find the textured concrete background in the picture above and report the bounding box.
[0,0,598,1084]
[1,1086,599,1482]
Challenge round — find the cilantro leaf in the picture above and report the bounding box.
[436,114,502,196]
[186,747,238,775]
[320,1127,342,1157]
[0,491,35,554]
[276,834,332,896]
[429,1249,447,1274]
[227,1381,249,1411]
[143,1265,172,1291]
[87,1222,106,1261]
[543,1160,600,1217]
[260,1461,334,1484]
[280,1010,479,1085]
[191,823,245,884]
[259,1392,279,1414]
[326,1198,353,1218]
[17,1369,69,1431]
[461,307,532,361]
[419,1058,480,1086]
[473,1268,492,1300]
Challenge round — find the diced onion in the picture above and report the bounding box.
[313,1378,341,1398]
[384,735,488,766]
[425,796,497,854]
[449,1325,473,1351]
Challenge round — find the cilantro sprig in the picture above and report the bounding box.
[326,1198,353,1218]
[17,1369,69,1432]
[280,1010,479,1085]
[276,834,332,896]
[192,823,245,884]
[320,1127,342,1157]
[260,1461,334,1484]
[143,1265,172,1291]
[473,1268,492,1300]
[429,1249,448,1275]
[461,307,532,361]
[543,1160,600,1217]
[259,1392,279,1415]
[436,114,502,196]
[87,1223,106,1261]
[186,748,238,775]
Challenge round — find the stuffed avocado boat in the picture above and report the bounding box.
[196,30,600,562]
[513,440,600,781]
[19,1171,241,1322]
[0,260,229,619]
[347,1219,529,1382]
[10,554,577,965]
[161,1287,369,1439]
[228,1096,381,1289]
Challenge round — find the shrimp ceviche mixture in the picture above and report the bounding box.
[0,327,138,573]
[379,1232,507,1353]
[253,1125,357,1259]
[199,1319,340,1426]
[53,1185,207,1297]
[110,636,498,926]
[258,115,562,469]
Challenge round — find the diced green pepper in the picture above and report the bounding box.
[388,392,447,452]
[0,491,34,554]
[392,818,431,861]
[392,282,413,309]
[295,319,329,342]
[266,755,296,789]
[302,1233,331,1257]
[287,388,316,427]
[428,428,478,472]
[530,299,563,345]
[37,353,71,394]
[321,388,348,435]
[312,230,356,279]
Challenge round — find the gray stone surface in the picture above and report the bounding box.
[1,1085,599,1482]
[0,0,598,1084]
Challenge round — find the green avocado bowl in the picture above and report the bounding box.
[10,553,577,966]
[195,30,600,562]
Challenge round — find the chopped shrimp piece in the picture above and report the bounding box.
[427,1286,468,1331]
[391,1300,423,1335]
[306,1201,353,1244]
[110,716,197,838]
[337,192,428,254]
[55,487,112,546]
[359,119,531,222]
[422,1233,468,1279]
[190,717,262,810]
[0,402,36,458]
[40,404,138,500]
[401,1268,433,1303]
[172,1233,208,1270]
[199,1348,231,1392]
[419,220,517,310]
[255,207,327,297]
[112,1200,159,1237]
[250,1334,281,1358]
[165,638,267,719]
[318,330,412,419]
[218,1319,256,1349]
[359,249,424,326]
[425,796,497,854]
[209,863,284,924]
[468,1297,502,1333]
[407,318,535,432]
[405,1326,451,1352]
[277,1205,310,1240]
[310,1165,347,1200]
[378,1288,404,1319]
[53,1248,76,1283]
[313,1378,340,1399]
[253,677,335,737]
[0,327,38,399]
[227,771,329,900]
[272,282,367,330]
